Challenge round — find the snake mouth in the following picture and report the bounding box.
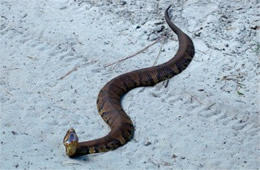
[63,128,79,156]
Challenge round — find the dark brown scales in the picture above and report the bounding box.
[72,6,195,157]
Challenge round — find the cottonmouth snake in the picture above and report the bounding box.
[63,5,195,157]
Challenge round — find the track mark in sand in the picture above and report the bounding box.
[0,18,88,88]
[165,92,204,121]
[165,85,259,139]
[197,98,259,139]
[55,39,83,62]
[168,92,204,108]
[50,0,93,14]
[61,0,94,12]
[197,104,221,119]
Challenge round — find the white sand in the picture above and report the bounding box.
[0,0,259,169]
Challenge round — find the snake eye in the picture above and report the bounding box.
[63,128,78,156]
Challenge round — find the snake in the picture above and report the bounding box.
[63,5,195,157]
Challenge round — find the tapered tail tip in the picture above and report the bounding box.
[167,5,172,11]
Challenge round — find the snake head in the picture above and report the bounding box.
[63,128,78,157]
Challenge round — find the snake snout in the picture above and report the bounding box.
[63,128,79,156]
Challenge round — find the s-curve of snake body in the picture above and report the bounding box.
[63,5,195,157]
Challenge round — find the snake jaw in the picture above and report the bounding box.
[63,128,78,156]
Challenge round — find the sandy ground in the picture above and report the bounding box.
[0,0,259,169]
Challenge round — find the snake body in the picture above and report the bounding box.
[63,6,195,157]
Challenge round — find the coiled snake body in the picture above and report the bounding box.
[63,6,195,157]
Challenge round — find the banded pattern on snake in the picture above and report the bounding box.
[63,5,195,157]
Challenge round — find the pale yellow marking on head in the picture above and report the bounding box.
[63,128,78,156]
